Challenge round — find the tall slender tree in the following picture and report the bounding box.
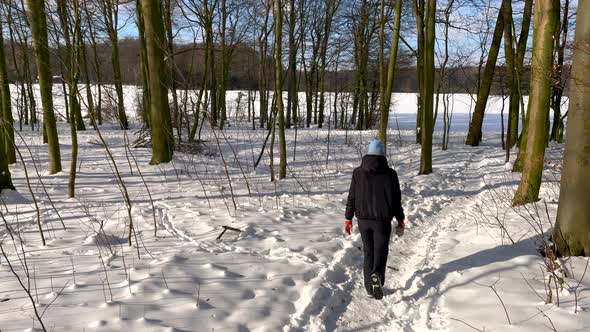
[79,21,96,129]
[378,0,403,146]
[286,0,297,129]
[301,0,321,128]
[257,1,272,129]
[511,0,534,171]
[512,0,559,206]
[140,0,175,164]
[317,0,340,128]
[275,0,287,179]
[27,0,62,174]
[550,0,570,143]
[352,0,373,130]
[414,0,425,144]
[465,4,504,146]
[419,0,435,175]
[136,0,151,127]
[100,0,129,129]
[204,0,218,127]
[57,0,85,131]
[66,0,82,198]
[0,18,16,164]
[0,27,13,189]
[501,0,518,157]
[164,0,181,134]
[552,0,590,255]
[84,1,103,125]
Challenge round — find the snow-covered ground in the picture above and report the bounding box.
[1,88,588,331]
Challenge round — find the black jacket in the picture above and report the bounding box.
[345,155,405,222]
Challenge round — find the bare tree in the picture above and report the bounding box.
[465,3,504,146]
[139,0,175,164]
[549,0,570,143]
[0,11,16,164]
[163,0,182,136]
[552,0,590,256]
[317,0,341,128]
[27,0,62,174]
[56,0,83,197]
[512,0,559,206]
[275,0,287,179]
[419,0,435,174]
[98,0,129,129]
[378,0,402,146]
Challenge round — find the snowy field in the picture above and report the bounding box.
[1,87,588,332]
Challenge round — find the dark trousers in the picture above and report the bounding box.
[358,219,392,293]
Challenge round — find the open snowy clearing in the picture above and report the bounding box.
[1,90,588,331]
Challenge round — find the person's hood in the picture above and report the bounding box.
[361,154,389,173]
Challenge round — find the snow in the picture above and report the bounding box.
[1,87,588,331]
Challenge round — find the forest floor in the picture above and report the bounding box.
[2,90,590,331]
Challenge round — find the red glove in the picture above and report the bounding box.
[396,220,405,237]
[345,220,353,235]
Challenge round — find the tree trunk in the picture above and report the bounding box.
[80,34,95,129]
[438,0,454,150]
[275,0,287,179]
[378,0,386,102]
[501,0,518,155]
[204,1,218,127]
[465,5,505,146]
[258,6,271,129]
[550,0,569,144]
[286,0,297,129]
[27,0,62,174]
[355,0,370,130]
[0,113,13,191]
[190,39,209,142]
[303,46,315,128]
[419,0,435,175]
[218,0,227,130]
[511,0,534,171]
[0,79,14,192]
[378,0,402,146]
[140,0,174,164]
[0,20,16,164]
[318,0,338,129]
[111,37,128,129]
[17,26,37,129]
[552,0,590,256]
[512,0,559,206]
[105,0,129,129]
[84,1,103,125]
[414,0,425,144]
[67,0,82,198]
[164,0,181,136]
[136,0,151,128]
[57,0,85,132]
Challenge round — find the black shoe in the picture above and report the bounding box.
[371,273,383,300]
[367,289,374,298]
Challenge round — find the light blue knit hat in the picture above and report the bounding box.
[367,139,385,156]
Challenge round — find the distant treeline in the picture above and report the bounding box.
[3,38,568,95]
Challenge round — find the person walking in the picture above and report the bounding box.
[344,139,405,300]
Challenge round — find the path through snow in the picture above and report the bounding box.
[3,120,590,331]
